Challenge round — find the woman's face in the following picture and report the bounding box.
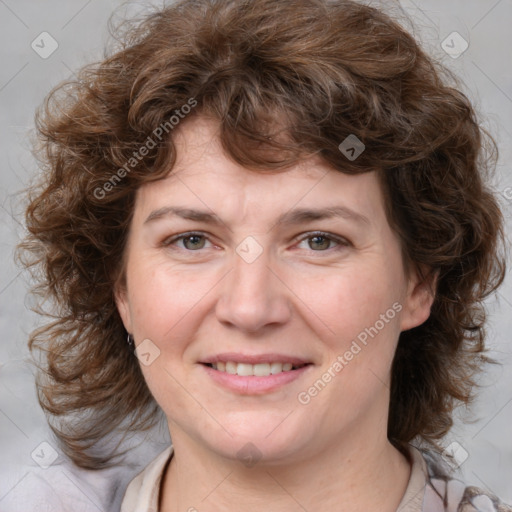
[116,115,434,464]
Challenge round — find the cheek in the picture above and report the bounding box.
[296,270,402,422]
[127,257,217,340]
[290,263,402,348]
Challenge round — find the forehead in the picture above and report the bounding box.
[135,116,386,227]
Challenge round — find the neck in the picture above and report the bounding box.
[159,421,411,512]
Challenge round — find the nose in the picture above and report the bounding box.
[215,245,292,333]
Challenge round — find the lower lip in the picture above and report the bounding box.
[200,364,313,394]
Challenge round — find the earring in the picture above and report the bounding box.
[127,333,134,347]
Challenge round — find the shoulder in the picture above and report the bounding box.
[120,445,174,512]
[417,447,512,512]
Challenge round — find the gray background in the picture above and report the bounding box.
[0,0,511,510]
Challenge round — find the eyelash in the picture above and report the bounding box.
[161,231,351,255]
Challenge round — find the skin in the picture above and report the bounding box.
[115,115,436,512]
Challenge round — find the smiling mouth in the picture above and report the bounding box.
[202,361,311,377]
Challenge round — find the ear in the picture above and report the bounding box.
[400,265,439,332]
[114,279,133,334]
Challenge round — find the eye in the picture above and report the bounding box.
[296,231,350,252]
[162,231,351,254]
[162,232,212,251]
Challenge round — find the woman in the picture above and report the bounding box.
[20,0,511,510]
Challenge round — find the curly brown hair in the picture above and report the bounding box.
[18,0,507,470]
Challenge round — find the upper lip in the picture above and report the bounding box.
[200,353,312,365]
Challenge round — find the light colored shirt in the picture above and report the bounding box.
[120,444,512,512]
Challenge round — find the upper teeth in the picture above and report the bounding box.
[211,361,299,376]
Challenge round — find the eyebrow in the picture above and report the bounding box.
[144,205,371,227]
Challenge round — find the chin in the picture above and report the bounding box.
[203,416,312,465]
